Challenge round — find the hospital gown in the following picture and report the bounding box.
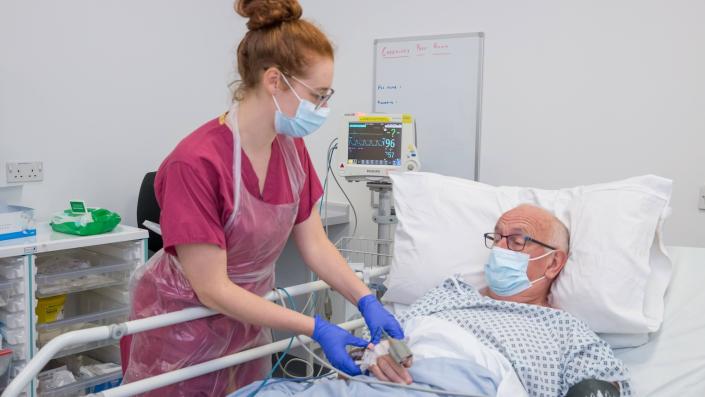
[396,278,632,397]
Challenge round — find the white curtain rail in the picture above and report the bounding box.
[2,266,390,397]
[94,318,366,397]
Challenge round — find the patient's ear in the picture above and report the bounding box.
[546,250,568,279]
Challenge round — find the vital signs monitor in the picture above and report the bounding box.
[338,113,419,181]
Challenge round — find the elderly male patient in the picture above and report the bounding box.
[234,204,631,397]
[368,204,631,397]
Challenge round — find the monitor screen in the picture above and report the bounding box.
[347,122,402,166]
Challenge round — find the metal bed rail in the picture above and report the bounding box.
[2,265,390,397]
[97,318,367,397]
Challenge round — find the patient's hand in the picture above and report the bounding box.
[368,354,413,384]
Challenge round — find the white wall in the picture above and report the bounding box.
[0,0,241,223]
[2,0,704,247]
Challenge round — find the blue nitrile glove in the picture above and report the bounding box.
[357,294,404,345]
[311,315,368,376]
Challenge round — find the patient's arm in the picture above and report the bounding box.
[368,354,413,384]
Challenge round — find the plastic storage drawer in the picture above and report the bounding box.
[1,327,25,345]
[0,310,25,329]
[1,296,25,313]
[0,279,22,307]
[39,370,121,397]
[39,354,122,397]
[35,250,136,297]
[5,342,26,361]
[0,257,24,280]
[37,290,129,350]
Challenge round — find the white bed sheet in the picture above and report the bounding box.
[613,246,705,396]
[404,316,528,397]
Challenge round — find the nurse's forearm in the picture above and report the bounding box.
[176,243,314,336]
[203,281,315,336]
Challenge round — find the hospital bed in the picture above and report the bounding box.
[376,246,705,396]
[3,243,704,396]
[612,246,705,396]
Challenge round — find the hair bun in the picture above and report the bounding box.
[235,0,302,30]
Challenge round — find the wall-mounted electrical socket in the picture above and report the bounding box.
[699,186,705,211]
[5,161,44,183]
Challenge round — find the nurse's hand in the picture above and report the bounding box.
[312,315,369,376]
[357,294,404,345]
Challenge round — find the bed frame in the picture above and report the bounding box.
[2,237,392,397]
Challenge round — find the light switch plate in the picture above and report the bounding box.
[699,186,705,210]
[5,161,44,183]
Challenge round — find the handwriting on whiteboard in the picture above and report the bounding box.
[377,83,400,105]
[380,41,451,58]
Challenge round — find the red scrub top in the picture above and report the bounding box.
[155,114,324,256]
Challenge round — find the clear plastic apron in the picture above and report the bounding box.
[122,106,305,396]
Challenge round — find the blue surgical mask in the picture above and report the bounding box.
[272,75,329,138]
[484,247,554,296]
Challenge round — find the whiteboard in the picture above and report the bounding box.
[374,33,484,180]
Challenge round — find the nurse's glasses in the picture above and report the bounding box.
[288,74,335,110]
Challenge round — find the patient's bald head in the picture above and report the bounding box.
[497,204,570,254]
[485,204,570,307]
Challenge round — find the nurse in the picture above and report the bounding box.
[120,0,403,395]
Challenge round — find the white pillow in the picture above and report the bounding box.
[384,172,672,337]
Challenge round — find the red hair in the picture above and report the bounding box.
[233,0,334,101]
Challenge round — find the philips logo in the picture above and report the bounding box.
[367,169,382,174]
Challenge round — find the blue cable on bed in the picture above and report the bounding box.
[246,288,298,397]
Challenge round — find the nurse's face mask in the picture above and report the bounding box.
[483,233,557,296]
[271,73,333,138]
